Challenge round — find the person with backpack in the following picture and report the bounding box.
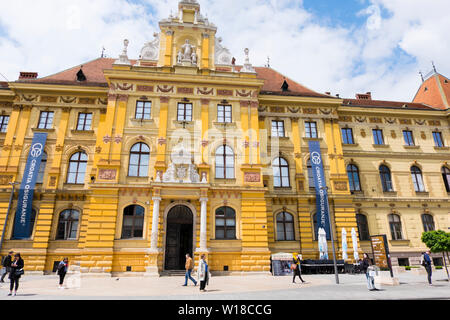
[57,258,69,289]
[422,250,433,285]
[1,250,14,283]
[183,253,197,287]
[8,253,24,296]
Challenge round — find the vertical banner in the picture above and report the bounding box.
[370,234,393,277]
[13,132,48,239]
[308,140,331,240]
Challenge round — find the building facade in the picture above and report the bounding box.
[0,0,448,275]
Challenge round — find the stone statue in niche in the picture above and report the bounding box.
[177,50,183,64]
[182,40,194,60]
[177,39,197,66]
[191,52,197,65]
[189,164,200,183]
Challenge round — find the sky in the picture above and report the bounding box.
[0,0,449,102]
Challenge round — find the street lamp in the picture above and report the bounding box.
[321,186,340,284]
[0,181,20,251]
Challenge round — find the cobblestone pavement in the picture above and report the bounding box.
[0,270,449,300]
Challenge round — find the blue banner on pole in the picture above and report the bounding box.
[13,132,48,239]
[308,140,331,240]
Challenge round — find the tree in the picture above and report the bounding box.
[421,230,450,281]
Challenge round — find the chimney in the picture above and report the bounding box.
[19,72,38,80]
[356,92,372,100]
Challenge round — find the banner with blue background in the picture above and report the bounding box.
[308,140,331,241]
[13,132,48,239]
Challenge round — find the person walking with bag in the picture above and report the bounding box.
[8,253,24,296]
[57,258,69,289]
[183,254,197,287]
[198,254,210,292]
[292,254,306,284]
[361,253,378,291]
[1,250,14,283]
[422,250,433,286]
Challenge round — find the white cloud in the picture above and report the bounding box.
[0,0,449,102]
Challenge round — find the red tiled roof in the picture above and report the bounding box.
[343,98,435,111]
[17,58,330,98]
[413,74,449,110]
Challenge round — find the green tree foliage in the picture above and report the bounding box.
[421,230,450,281]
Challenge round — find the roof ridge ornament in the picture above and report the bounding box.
[114,39,131,65]
[240,48,256,74]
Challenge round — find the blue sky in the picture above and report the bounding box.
[0,0,449,102]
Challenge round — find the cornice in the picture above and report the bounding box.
[8,82,108,95]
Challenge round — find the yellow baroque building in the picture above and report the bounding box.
[0,0,448,276]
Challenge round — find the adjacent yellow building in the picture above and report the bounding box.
[0,0,448,276]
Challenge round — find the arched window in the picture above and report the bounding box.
[273,157,290,187]
[121,205,145,239]
[388,214,403,240]
[276,212,295,241]
[441,167,450,192]
[379,165,393,192]
[12,209,37,239]
[356,214,370,241]
[36,152,47,184]
[422,214,435,232]
[411,166,425,192]
[215,146,235,179]
[56,209,80,240]
[307,159,315,189]
[67,152,88,184]
[128,143,150,177]
[215,207,236,239]
[347,164,361,192]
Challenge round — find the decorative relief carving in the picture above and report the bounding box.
[338,116,353,122]
[421,131,426,140]
[60,96,77,104]
[114,135,123,144]
[201,140,209,147]
[385,118,396,124]
[79,98,96,104]
[270,107,285,113]
[391,130,397,139]
[95,146,102,153]
[355,116,366,123]
[303,108,317,115]
[217,89,233,96]
[360,129,366,138]
[399,119,412,125]
[116,83,134,91]
[415,119,426,125]
[137,85,154,92]
[103,135,112,143]
[40,96,58,103]
[244,172,261,183]
[319,108,333,115]
[21,95,38,102]
[288,107,300,113]
[55,145,63,152]
[333,181,348,191]
[258,106,268,112]
[177,87,194,94]
[98,169,117,181]
[158,137,167,146]
[369,117,382,124]
[197,87,214,95]
[428,120,441,126]
[236,89,252,97]
[157,85,174,93]
[0,175,13,185]
[49,176,57,187]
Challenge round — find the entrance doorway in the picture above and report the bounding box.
[164,205,194,270]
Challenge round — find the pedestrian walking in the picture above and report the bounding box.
[1,250,14,283]
[57,257,69,289]
[198,254,210,292]
[8,253,24,296]
[292,254,306,284]
[183,253,197,287]
[422,250,433,286]
[361,253,378,291]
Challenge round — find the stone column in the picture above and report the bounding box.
[197,197,208,252]
[150,197,162,252]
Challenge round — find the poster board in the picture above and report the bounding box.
[271,253,293,276]
[370,234,393,276]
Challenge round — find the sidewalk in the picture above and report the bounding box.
[0,271,448,300]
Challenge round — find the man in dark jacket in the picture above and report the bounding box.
[1,251,14,283]
[423,250,433,285]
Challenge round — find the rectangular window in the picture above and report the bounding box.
[373,129,384,145]
[135,101,152,120]
[177,103,193,122]
[76,113,92,131]
[271,120,285,137]
[305,121,318,138]
[38,111,54,129]
[217,105,232,123]
[433,132,444,147]
[0,115,9,133]
[341,128,354,144]
[403,130,415,146]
